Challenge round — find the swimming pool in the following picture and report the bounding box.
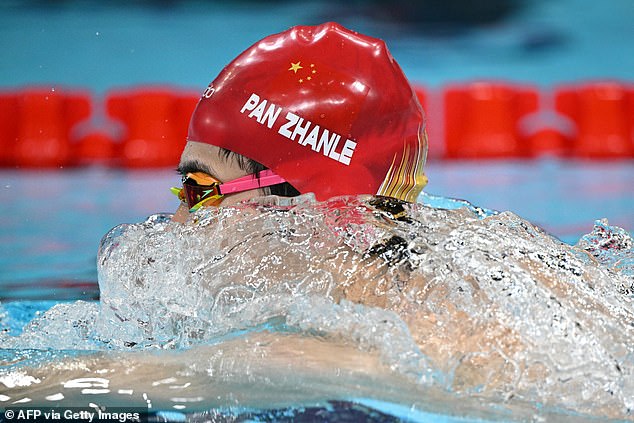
[1,161,632,422]
[1,1,633,420]
[2,159,632,300]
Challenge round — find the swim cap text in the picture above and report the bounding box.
[240,93,356,166]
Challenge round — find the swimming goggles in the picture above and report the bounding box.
[171,169,286,212]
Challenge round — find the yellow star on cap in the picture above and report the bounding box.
[288,61,303,73]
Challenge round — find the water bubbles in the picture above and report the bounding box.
[91,194,634,415]
[2,194,633,419]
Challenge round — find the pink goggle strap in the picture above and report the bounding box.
[219,169,286,195]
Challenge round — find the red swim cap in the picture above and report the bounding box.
[188,22,427,202]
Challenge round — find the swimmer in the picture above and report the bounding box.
[3,24,632,422]
[171,22,428,223]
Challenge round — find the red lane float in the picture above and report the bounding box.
[0,91,19,166]
[443,81,539,158]
[527,127,572,157]
[7,87,91,168]
[556,81,634,158]
[74,131,118,165]
[106,87,199,168]
[1,81,633,168]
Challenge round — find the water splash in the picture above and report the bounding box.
[575,218,634,292]
[1,194,633,420]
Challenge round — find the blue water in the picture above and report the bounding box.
[1,1,632,299]
[1,1,633,421]
[2,160,632,298]
[1,185,632,422]
[1,0,633,92]
[1,164,631,421]
[0,169,176,300]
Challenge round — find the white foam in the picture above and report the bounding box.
[2,194,633,419]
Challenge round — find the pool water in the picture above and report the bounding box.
[2,160,631,300]
[1,0,633,420]
[1,164,633,422]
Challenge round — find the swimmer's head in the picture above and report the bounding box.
[186,22,427,204]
